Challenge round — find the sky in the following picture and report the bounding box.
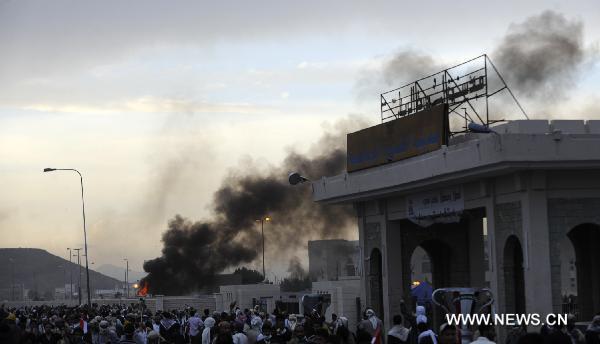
[1,0,599,278]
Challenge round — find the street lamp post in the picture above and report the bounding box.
[255,216,271,281]
[124,258,129,298]
[44,168,92,306]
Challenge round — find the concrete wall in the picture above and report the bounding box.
[312,278,361,331]
[218,284,281,312]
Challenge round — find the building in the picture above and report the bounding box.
[308,240,360,281]
[0,284,25,301]
[312,118,600,333]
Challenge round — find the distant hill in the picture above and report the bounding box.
[0,248,122,299]
[96,263,146,282]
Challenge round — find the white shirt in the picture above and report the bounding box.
[471,336,496,344]
[233,332,249,344]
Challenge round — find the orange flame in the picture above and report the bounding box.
[137,281,149,297]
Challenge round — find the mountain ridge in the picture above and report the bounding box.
[0,248,123,300]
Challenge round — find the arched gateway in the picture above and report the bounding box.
[313,119,600,336]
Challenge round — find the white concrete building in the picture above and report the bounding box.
[308,240,361,281]
[312,119,600,331]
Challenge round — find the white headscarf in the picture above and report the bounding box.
[202,317,216,344]
[418,330,437,344]
[416,306,428,326]
[286,315,297,331]
[365,308,379,330]
[251,315,263,332]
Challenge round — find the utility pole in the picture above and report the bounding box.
[73,248,82,305]
[9,258,14,301]
[67,248,73,301]
[124,258,129,298]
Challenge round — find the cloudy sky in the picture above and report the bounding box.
[1,0,599,277]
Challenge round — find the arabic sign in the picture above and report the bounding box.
[406,186,464,219]
[347,104,448,172]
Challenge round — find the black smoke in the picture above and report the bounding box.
[142,118,366,295]
[355,49,443,102]
[287,256,308,279]
[494,10,588,100]
[357,11,593,114]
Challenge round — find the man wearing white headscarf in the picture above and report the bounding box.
[285,315,298,332]
[246,315,264,344]
[202,317,216,344]
[358,308,383,344]
[415,307,436,344]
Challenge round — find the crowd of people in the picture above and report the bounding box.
[0,302,599,344]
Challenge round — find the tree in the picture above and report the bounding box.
[233,267,264,284]
[280,277,311,292]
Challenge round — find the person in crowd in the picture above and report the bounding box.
[388,315,411,344]
[215,321,234,344]
[416,320,435,344]
[546,322,572,344]
[505,324,527,344]
[95,319,120,344]
[286,315,298,333]
[271,320,291,344]
[356,312,372,344]
[516,333,544,344]
[120,322,137,344]
[233,321,249,344]
[585,315,600,344]
[566,314,585,344]
[247,315,264,344]
[256,321,273,344]
[203,317,217,344]
[358,308,383,344]
[335,317,355,344]
[147,330,162,344]
[288,325,308,344]
[329,314,340,335]
[0,302,362,344]
[437,324,457,344]
[189,311,205,344]
[133,320,149,344]
[471,323,496,344]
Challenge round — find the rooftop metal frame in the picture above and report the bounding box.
[380,54,528,134]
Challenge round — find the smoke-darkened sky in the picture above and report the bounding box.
[1,1,599,280]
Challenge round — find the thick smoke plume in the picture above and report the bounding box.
[355,49,443,102]
[287,256,308,279]
[494,11,587,100]
[357,11,593,119]
[142,117,366,295]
